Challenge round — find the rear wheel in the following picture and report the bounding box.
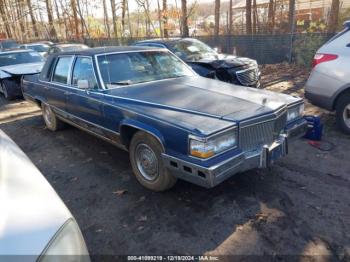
[42,103,65,131]
[336,94,350,134]
[129,131,177,191]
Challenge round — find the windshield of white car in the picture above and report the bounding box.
[0,51,44,67]
[168,39,217,60]
[27,44,50,52]
[97,51,194,87]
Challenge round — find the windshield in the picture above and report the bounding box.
[1,40,18,49]
[0,51,44,67]
[168,39,217,60]
[97,51,194,87]
[28,44,50,52]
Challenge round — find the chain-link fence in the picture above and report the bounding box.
[78,33,335,66]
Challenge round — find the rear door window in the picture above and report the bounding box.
[71,57,98,89]
[52,56,73,84]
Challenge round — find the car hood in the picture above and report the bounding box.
[0,62,44,77]
[103,76,300,130]
[186,53,257,69]
[0,130,71,258]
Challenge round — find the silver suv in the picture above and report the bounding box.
[305,21,350,134]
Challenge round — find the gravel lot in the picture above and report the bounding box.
[1,64,349,261]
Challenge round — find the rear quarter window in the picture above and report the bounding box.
[52,56,73,84]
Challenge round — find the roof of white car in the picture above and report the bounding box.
[0,49,35,55]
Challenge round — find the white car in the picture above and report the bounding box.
[20,43,51,57]
[0,130,90,261]
[0,49,45,100]
[305,21,350,134]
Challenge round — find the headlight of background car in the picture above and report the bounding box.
[190,129,237,159]
[39,218,90,262]
[287,103,304,122]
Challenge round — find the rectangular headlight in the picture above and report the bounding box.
[287,103,304,122]
[190,129,238,159]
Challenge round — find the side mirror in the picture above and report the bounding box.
[77,79,89,90]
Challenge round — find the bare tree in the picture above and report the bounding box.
[0,0,12,38]
[162,0,168,37]
[110,0,118,38]
[253,0,257,34]
[121,0,126,33]
[228,0,233,35]
[288,0,295,33]
[328,0,340,33]
[70,0,80,38]
[157,0,163,37]
[45,0,58,39]
[26,0,39,37]
[246,0,252,34]
[214,0,220,37]
[102,0,111,37]
[181,0,189,37]
[267,0,275,33]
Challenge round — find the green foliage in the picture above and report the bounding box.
[292,34,332,67]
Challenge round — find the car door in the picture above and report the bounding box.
[47,55,74,114]
[65,56,104,130]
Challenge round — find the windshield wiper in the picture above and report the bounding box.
[110,80,133,85]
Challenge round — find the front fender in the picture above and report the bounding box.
[119,119,166,151]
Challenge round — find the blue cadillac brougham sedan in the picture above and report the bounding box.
[22,46,307,191]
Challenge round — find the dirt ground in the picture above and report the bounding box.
[0,64,349,261]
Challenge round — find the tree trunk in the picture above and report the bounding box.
[102,0,111,37]
[76,0,90,38]
[70,0,80,39]
[121,0,126,34]
[246,0,252,34]
[26,0,39,37]
[214,0,220,37]
[328,0,340,33]
[45,0,58,39]
[228,0,233,34]
[181,0,189,37]
[110,0,118,38]
[268,0,275,33]
[288,0,295,33]
[163,0,168,37]
[0,0,12,38]
[253,0,257,34]
[157,0,163,37]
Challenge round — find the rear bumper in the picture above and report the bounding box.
[305,91,333,111]
[163,119,308,188]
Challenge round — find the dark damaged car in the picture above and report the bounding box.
[0,49,44,100]
[22,46,307,191]
[135,38,261,88]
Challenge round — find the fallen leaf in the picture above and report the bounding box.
[137,196,146,202]
[137,226,144,231]
[71,177,79,182]
[113,189,127,196]
[95,229,103,233]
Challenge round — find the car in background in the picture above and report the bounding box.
[0,130,90,261]
[0,49,45,100]
[47,43,89,57]
[305,21,350,134]
[20,42,51,57]
[22,46,307,191]
[0,39,19,51]
[135,38,261,88]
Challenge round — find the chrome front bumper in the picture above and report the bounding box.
[162,119,308,188]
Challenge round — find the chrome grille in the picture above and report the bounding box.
[236,68,258,86]
[239,111,287,152]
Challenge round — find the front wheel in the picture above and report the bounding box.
[2,80,17,100]
[336,94,350,134]
[129,131,177,191]
[42,103,65,131]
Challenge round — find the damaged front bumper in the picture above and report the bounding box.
[162,119,308,188]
